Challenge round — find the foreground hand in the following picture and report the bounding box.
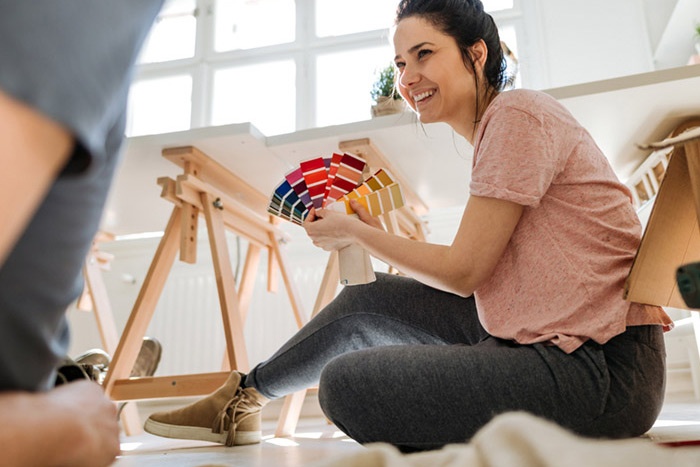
[48,381,121,467]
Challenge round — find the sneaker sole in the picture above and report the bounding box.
[143,418,261,446]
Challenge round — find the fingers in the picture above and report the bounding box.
[42,381,121,467]
[304,208,316,224]
[349,199,384,230]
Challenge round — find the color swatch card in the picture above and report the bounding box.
[340,169,405,217]
[267,155,407,286]
[324,153,367,207]
[268,153,367,225]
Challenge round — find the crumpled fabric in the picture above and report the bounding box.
[312,412,700,467]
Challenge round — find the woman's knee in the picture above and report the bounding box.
[317,353,372,442]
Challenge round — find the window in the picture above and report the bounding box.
[211,60,296,135]
[483,0,514,12]
[138,0,197,64]
[127,75,193,136]
[214,0,295,51]
[316,46,394,126]
[127,0,524,137]
[315,0,396,37]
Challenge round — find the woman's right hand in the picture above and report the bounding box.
[347,199,385,231]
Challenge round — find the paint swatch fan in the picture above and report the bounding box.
[268,153,405,285]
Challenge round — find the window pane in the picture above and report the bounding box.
[126,75,192,137]
[138,0,197,64]
[315,0,513,37]
[498,24,521,89]
[316,46,394,127]
[215,0,295,52]
[211,61,296,135]
[484,0,514,12]
[316,0,396,37]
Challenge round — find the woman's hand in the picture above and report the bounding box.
[304,199,384,251]
[349,199,384,230]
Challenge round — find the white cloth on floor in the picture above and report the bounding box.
[312,412,700,467]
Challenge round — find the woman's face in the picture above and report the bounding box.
[393,16,482,139]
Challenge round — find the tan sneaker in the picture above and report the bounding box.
[143,371,269,446]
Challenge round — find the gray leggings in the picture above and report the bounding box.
[246,273,666,451]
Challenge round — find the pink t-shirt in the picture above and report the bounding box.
[470,89,672,353]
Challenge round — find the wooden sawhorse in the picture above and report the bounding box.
[103,146,307,423]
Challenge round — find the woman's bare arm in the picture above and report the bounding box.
[305,195,523,297]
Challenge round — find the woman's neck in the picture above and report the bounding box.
[457,88,499,144]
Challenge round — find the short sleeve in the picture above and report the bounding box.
[470,105,563,207]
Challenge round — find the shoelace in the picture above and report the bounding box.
[212,386,259,446]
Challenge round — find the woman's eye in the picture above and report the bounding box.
[417,49,432,59]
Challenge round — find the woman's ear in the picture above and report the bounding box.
[469,39,488,74]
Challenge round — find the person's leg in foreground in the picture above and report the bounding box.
[0,2,162,466]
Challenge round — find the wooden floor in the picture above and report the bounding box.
[112,396,700,467]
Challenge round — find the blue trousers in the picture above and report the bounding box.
[246,273,666,451]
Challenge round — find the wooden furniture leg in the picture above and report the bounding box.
[202,191,250,372]
[221,244,262,371]
[103,207,183,395]
[275,252,339,437]
[82,238,144,435]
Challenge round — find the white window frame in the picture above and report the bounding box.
[129,0,528,136]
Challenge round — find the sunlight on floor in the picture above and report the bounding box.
[653,419,700,428]
[119,442,143,452]
[264,438,300,447]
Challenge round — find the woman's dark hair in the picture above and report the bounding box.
[395,0,506,123]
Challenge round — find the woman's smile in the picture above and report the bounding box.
[412,89,435,108]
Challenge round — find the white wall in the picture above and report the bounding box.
[642,0,680,53]
[525,0,655,89]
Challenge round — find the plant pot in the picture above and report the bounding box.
[695,36,700,56]
[371,96,406,118]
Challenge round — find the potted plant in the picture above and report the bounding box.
[695,23,700,55]
[370,64,406,117]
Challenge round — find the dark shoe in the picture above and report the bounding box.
[117,337,163,417]
[74,348,111,384]
[74,348,111,369]
[130,337,162,378]
[55,357,93,386]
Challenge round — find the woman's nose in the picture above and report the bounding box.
[398,66,417,89]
